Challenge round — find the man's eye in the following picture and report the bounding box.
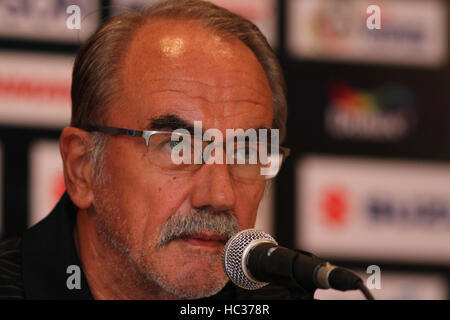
[162,139,183,151]
[235,147,258,161]
[171,140,183,148]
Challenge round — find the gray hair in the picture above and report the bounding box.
[71,0,288,176]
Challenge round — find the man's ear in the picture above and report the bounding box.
[60,127,95,209]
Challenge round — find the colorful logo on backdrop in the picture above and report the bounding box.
[0,0,99,41]
[367,195,450,229]
[288,0,447,67]
[310,1,425,53]
[325,83,416,142]
[0,76,70,101]
[317,185,450,231]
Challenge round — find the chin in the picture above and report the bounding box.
[171,266,228,299]
[151,261,228,299]
[143,241,229,299]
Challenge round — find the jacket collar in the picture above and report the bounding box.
[21,192,93,299]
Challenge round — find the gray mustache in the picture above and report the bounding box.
[157,208,239,249]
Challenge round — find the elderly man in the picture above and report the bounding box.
[0,0,311,300]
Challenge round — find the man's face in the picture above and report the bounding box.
[91,19,274,299]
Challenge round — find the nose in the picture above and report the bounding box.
[190,163,236,212]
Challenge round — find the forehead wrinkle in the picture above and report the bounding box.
[144,78,272,101]
[214,109,273,122]
[146,88,269,107]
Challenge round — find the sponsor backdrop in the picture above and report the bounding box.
[297,155,450,264]
[0,0,449,299]
[0,51,73,128]
[0,142,2,237]
[283,0,450,299]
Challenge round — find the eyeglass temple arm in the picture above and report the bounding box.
[81,126,144,137]
[280,146,291,158]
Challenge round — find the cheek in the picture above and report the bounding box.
[100,144,192,245]
[143,175,193,215]
[130,175,193,244]
[234,182,266,229]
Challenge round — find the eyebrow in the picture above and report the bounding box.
[147,114,195,135]
[146,114,271,138]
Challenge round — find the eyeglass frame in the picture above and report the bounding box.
[77,125,291,176]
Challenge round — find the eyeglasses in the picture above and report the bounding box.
[78,125,290,181]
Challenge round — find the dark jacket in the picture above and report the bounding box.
[0,193,315,300]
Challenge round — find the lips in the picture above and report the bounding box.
[180,233,227,247]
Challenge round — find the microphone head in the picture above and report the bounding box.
[222,229,277,290]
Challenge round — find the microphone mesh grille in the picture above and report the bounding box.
[222,229,276,290]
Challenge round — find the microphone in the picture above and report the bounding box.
[223,229,372,298]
